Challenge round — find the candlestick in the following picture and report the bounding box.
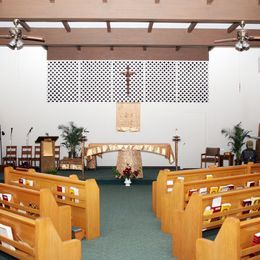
[172,133,181,171]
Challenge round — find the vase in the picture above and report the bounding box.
[124,178,131,187]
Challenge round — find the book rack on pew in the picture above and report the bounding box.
[196,216,260,260]
[4,166,100,240]
[153,163,260,220]
[161,172,260,233]
[0,183,71,241]
[0,209,81,260]
[172,186,260,260]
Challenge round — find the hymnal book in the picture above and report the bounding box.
[19,178,26,185]
[247,181,255,188]
[211,205,221,222]
[69,187,79,203]
[211,196,222,222]
[57,186,65,200]
[253,232,260,245]
[250,197,260,213]
[167,188,173,192]
[17,202,26,214]
[220,203,231,220]
[199,187,208,195]
[188,189,198,197]
[227,184,235,190]
[0,223,15,251]
[177,176,184,181]
[203,206,213,225]
[206,174,213,180]
[0,193,12,209]
[242,199,252,214]
[209,186,218,194]
[218,185,229,193]
[166,180,173,185]
[26,179,33,187]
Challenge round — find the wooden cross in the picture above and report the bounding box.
[121,65,135,96]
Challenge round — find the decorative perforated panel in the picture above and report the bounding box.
[48,61,80,102]
[146,61,176,102]
[80,61,111,102]
[47,60,208,103]
[176,61,208,103]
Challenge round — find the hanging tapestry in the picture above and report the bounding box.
[116,102,140,132]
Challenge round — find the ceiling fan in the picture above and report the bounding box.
[214,21,260,51]
[0,19,45,50]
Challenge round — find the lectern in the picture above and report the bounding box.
[35,136,58,172]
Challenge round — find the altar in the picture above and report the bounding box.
[85,143,174,178]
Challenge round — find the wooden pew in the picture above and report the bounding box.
[4,166,100,240]
[154,164,255,219]
[196,217,260,260]
[0,209,81,260]
[0,183,71,241]
[172,187,260,260]
[162,172,260,233]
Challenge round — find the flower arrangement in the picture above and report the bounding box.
[113,164,140,179]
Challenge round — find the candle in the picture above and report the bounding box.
[175,128,178,136]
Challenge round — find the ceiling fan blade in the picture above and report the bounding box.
[0,35,12,39]
[22,35,45,42]
[248,36,260,41]
[214,38,237,43]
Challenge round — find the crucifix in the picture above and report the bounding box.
[121,65,135,96]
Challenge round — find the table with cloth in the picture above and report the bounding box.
[85,143,174,178]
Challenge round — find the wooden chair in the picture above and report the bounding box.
[32,145,41,168]
[2,146,17,167]
[201,147,220,168]
[55,145,60,169]
[18,146,33,168]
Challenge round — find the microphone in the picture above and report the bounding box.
[10,128,13,135]
[27,127,33,136]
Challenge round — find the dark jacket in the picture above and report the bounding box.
[241,148,257,164]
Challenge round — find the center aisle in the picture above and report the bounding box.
[83,184,173,260]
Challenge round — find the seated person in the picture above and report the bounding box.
[241,140,256,164]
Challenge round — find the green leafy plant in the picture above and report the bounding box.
[58,121,88,158]
[221,122,251,162]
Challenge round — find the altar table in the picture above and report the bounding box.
[85,143,174,178]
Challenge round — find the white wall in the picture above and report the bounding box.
[0,46,259,168]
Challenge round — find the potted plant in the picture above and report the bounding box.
[58,121,88,158]
[221,122,251,165]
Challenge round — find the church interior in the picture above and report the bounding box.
[0,1,260,259]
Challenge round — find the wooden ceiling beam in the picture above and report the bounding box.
[1,28,260,47]
[227,22,240,33]
[0,1,260,22]
[61,20,71,32]
[187,22,197,33]
[19,20,31,32]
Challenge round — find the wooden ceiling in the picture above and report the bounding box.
[0,0,260,49]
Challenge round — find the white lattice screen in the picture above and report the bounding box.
[47,60,208,103]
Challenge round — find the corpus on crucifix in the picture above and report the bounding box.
[121,65,135,96]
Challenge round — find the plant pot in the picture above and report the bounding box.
[235,159,242,165]
[124,178,131,187]
[68,151,77,159]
